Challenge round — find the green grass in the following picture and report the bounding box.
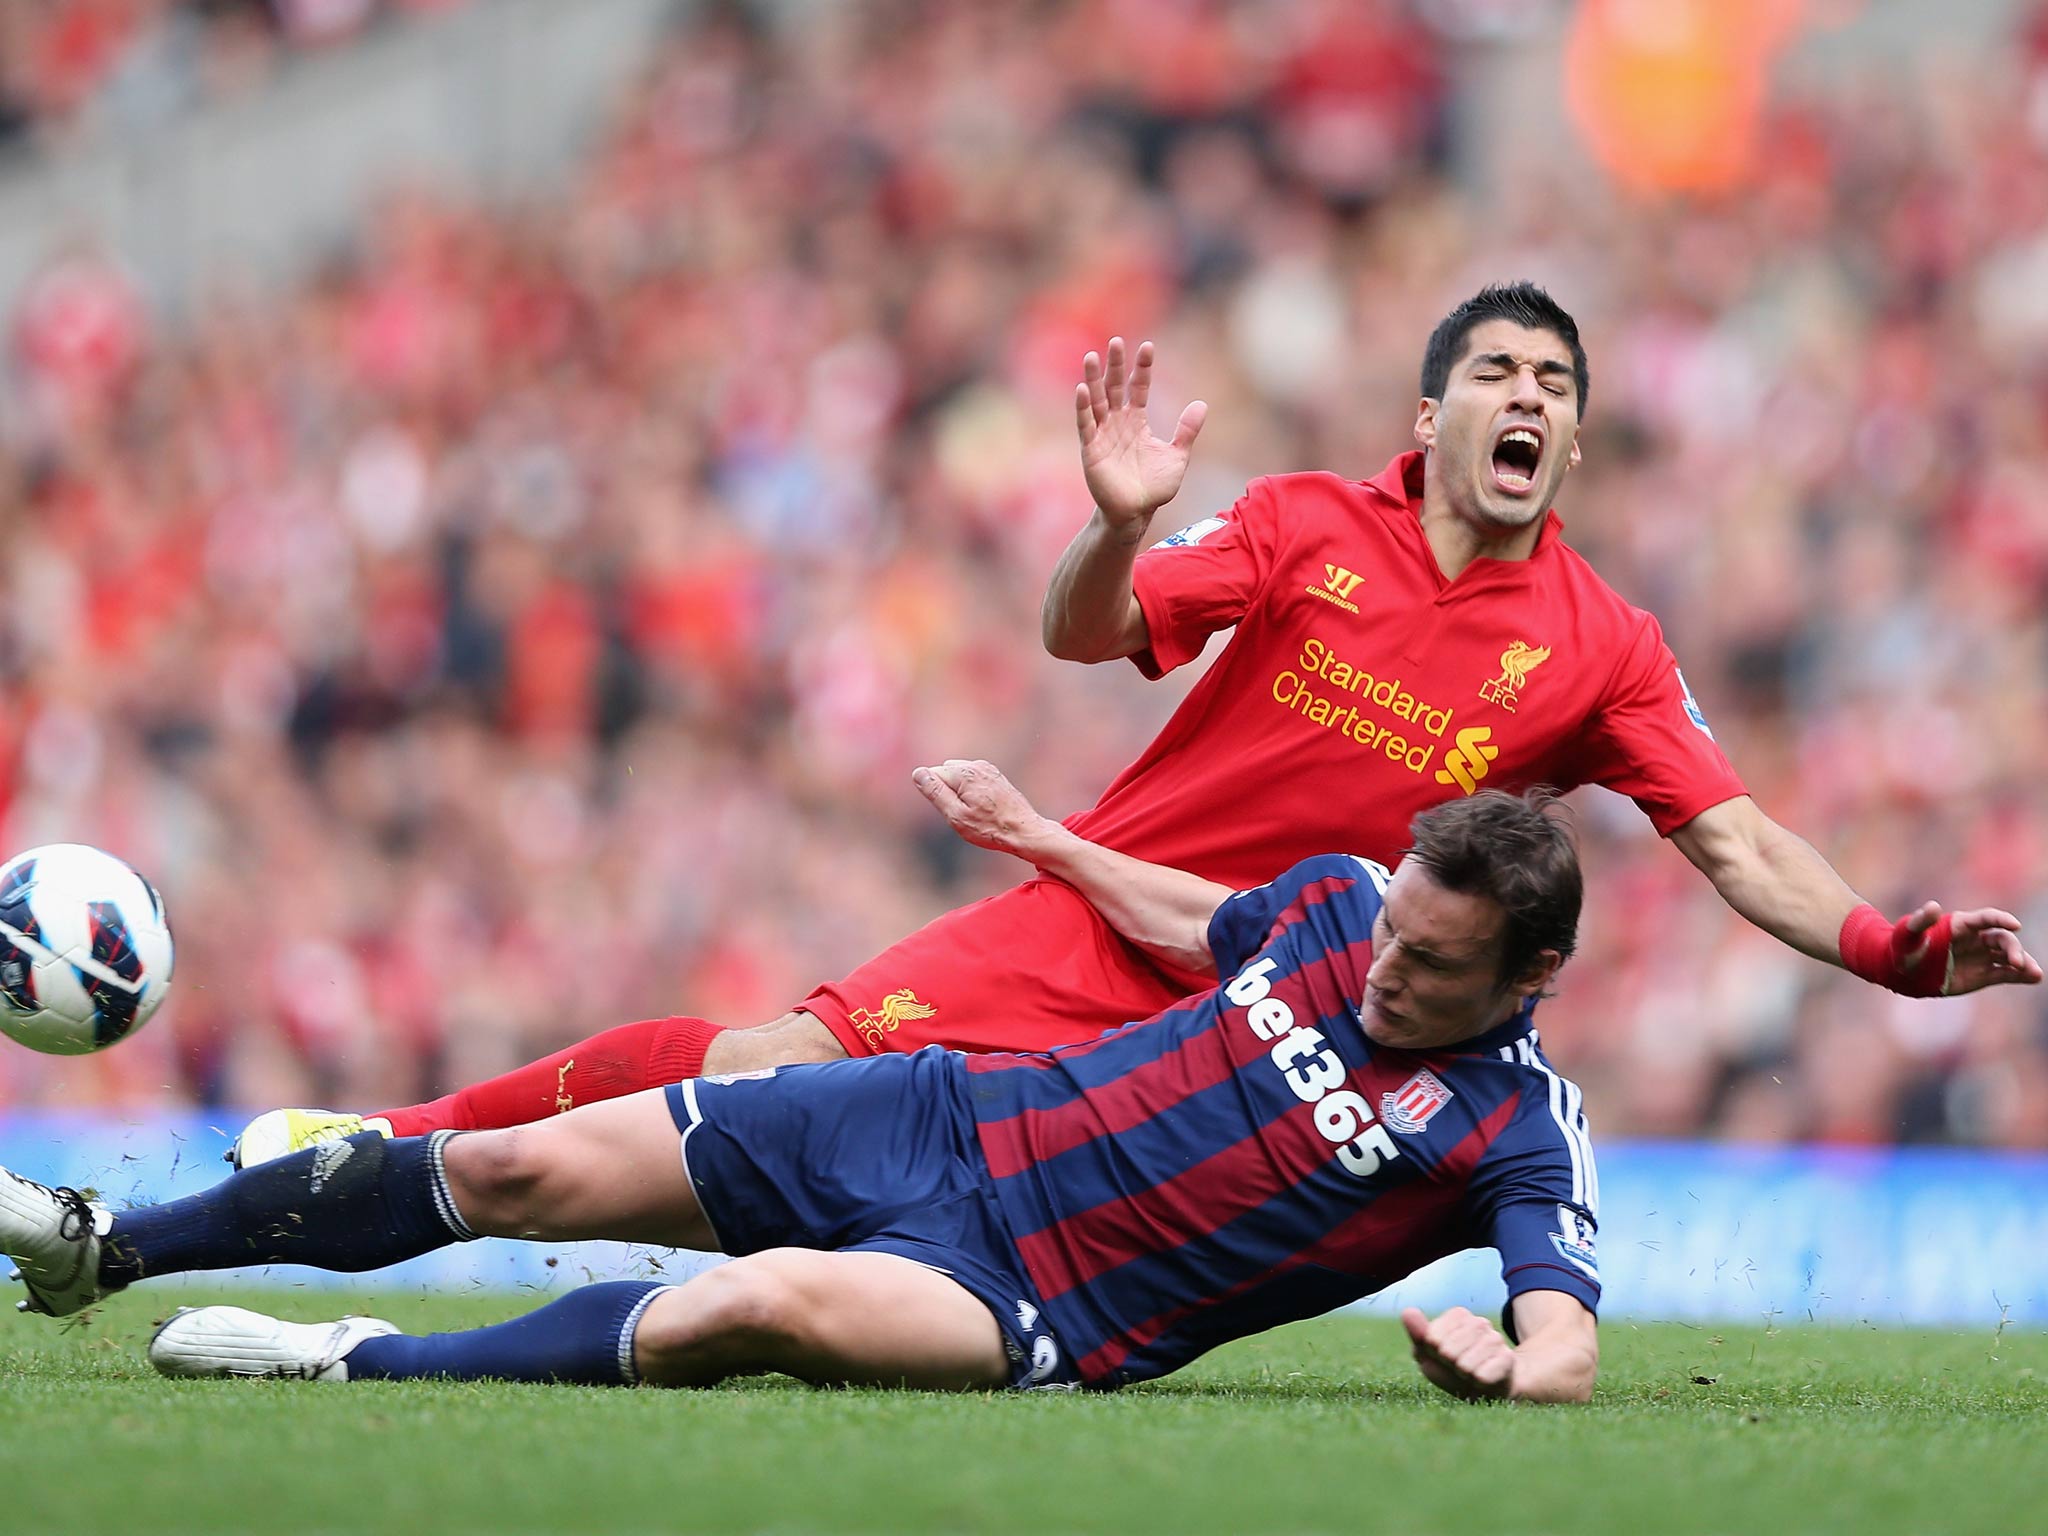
[1,1287,2041,1536]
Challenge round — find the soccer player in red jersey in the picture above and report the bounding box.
[230,283,2039,1164]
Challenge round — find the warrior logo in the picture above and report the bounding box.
[849,988,937,1052]
[1478,641,1551,713]
[1307,562,1367,611]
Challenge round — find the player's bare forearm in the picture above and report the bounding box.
[1672,797,2043,993]
[1019,822,1228,977]
[912,760,1227,975]
[1041,509,1152,662]
[1670,796,1860,964]
[1400,1295,1597,1405]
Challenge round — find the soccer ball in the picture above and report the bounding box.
[0,844,174,1055]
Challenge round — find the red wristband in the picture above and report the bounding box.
[1839,903,1951,997]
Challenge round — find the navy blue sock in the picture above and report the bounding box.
[99,1132,476,1287]
[345,1280,672,1385]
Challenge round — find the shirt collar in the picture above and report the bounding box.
[1363,449,1567,567]
[1461,995,1541,1056]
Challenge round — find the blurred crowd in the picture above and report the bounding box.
[3,0,2046,1149]
[0,0,469,149]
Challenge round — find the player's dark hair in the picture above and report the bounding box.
[1420,283,1589,414]
[1403,788,1581,985]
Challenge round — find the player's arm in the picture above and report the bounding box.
[912,759,1228,976]
[1043,337,1207,662]
[1399,1291,1597,1404]
[1670,795,2042,996]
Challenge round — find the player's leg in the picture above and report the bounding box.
[4,1128,494,1316]
[378,1014,733,1136]
[384,1012,848,1136]
[228,1009,845,1165]
[630,1248,1009,1389]
[2,1091,714,1315]
[473,1050,1026,1389]
[432,1087,714,1246]
[151,1106,714,1388]
[137,1096,725,1384]
[150,1247,1012,1391]
[704,1010,847,1072]
[150,1061,1017,1390]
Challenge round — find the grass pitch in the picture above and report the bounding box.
[1,1286,2039,1536]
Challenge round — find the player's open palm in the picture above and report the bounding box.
[1077,337,1207,528]
[1401,1306,1514,1400]
[1900,902,2045,995]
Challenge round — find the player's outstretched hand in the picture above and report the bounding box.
[1401,1305,1515,1400]
[1898,902,2044,995]
[912,760,1058,862]
[1076,337,1207,528]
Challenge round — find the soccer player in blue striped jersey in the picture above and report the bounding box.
[920,758,1598,1395]
[0,763,1598,1404]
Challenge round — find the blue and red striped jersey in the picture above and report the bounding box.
[958,854,1600,1389]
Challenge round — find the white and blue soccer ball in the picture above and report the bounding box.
[0,843,174,1055]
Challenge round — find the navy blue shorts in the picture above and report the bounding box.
[664,1047,1079,1390]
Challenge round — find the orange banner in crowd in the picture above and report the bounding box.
[1563,0,1821,196]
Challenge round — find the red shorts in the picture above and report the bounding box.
[802,877,1214,1057]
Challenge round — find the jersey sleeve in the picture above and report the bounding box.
[1205,853,1390,977]
[1464,1085,1602,1314]
[1127,477,1285,679]
[1575,612,1748,835]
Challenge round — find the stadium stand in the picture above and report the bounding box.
[0,0,2043,1152]
[0,0,474,151]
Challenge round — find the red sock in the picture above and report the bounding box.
[375,1016,727,1136]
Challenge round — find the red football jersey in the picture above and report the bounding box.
[1065,450,1746,886]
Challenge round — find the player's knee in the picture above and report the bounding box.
[440,1127,550,1231]
[706,1012,846,1073]
[635,1256,815,1382]
[689,1257,814,1347]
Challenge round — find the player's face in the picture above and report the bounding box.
[1362,862,1551,1050]
[1414,319,1583,533]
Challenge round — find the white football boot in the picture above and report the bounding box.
[150,1305,400,1381]
[0,1165,116,1316]
[226,1109,394,1170]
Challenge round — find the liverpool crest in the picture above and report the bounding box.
[1477,641,1551,713]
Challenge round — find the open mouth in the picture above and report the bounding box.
[1490,426,1543,495]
